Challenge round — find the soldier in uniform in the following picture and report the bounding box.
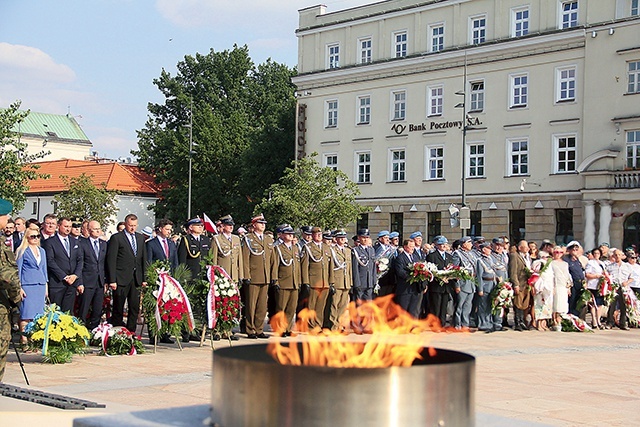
[271,226,301,336]
[452,236,477,329]
[351,228,376,301]
[296,226,313,315]
[426,235,454,326]
[0,198,22,381]
[241,214,275,339]
[300,226,334,330]
[178,218,211,279]
[328,229,352,331]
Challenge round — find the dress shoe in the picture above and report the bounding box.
[159,335,174,344]
[228,334,240,341]
[247,334,257,339]
[514,324,523,332]
[620,325,630,331]
[212,334,221,341]
[493,327,504,332]
[256,333,269,339]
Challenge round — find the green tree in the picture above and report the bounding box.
[0,102,49,211]
[255,153,370,230]
[53,173,118,228]
[133,45,297,224]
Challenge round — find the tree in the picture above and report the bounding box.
[0,102,49,211]
[54,173,118,228]
[133,45,297,224]
[255,153,370,230]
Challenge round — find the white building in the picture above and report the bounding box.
[293,0,640,250]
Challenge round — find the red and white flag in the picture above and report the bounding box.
[203,212,218,234]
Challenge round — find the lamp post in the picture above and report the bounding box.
[185,98,193,220]
[455,90,468,238]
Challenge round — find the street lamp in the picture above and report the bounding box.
[184,98,194,220]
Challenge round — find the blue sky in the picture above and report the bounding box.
[0,0,367,159]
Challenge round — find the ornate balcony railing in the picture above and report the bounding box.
[613,171,640,188]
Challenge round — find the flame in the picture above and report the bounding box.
[267,295,456,368]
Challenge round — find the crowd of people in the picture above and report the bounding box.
[2,204,639,375]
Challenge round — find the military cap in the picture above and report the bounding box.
[300,225,313,235]
[71,217,83,227]
[479,241,491,249]
[275,223,290,234]
[409,231,422,239]
[473,236,486,243]
[281,225,295,234]
[0,198,12,215]
[389,231,399,239]
[352,235,358,242]
[141,226,154,236]
[460,236,472,243]
[566,240,582,249]
[433,235,448,245]
[311,226,322,233]
[377,230,390,238]
[219,215,234,225]
[599,242,610,248]
[251,213,267,224]
[333,229,348,238]
[492,237,505,245]
[357,228,370,237]
[187,218,203,226]
[322,231,333,240]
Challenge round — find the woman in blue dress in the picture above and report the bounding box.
[16,226,48,346]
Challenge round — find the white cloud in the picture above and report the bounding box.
[0,42,75,84]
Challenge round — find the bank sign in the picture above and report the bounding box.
[391,117,482,135]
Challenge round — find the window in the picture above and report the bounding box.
[470,211,482,237]
[510,73,528,108]
[356,151,371,183]
[629,61,640,94]
[357,95,371,125]
[555,134,577,173]
[356,213,369,232]
[470,15,487,44]
[390,213,404,239]
[508,138,529,175]
[428,85,444,116]
[389,149,406,182]
[557,66,576,102]
[624,213,640,251]
[555,209,574,245]
[427,212,442,243]
[429,23,444,52]
[560,1,578,29]
[469,81,485,112]
[512,7,530,37]
[359,38,372,64]
[392,90,406,121]
[426,145,444,180]
[326,100,338,128]
[627,130,640,169]
[393,31,407,58]
[509,210,526,243]
[323,153,338,171]
[327,43,340,69]
[633,0,639,16]
[468,143,485,177]
[31,201,37,215]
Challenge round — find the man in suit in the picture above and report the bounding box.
[271,225,302,336]
[42,217,84,313]
[241,214,275,338]
[452,236,477,329]
[178,218,211,279]
[509,240,532,331]
[426,235,454,327]
[300,226,334,330]
[78,220,107,331]
[3,219,17,253]
[328,229,352,331]
[41,213,57,240]
[12,217,26,251]
[106,214,147,333]
[393,239,422,318]
[351,228,376,301]
[147,219,179,272]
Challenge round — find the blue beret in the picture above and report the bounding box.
[377,230,390,238]
[433,235,448,245]
[0,198,13,216]
[389,231,399,239]
[460,236,472,243]
[409,231,422,239]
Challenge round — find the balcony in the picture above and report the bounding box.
[613,171,640,188]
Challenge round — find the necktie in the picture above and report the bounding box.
[130,233,137,255]
[64,237,70,256]
[93,239,100,259]
[163,238,169,259]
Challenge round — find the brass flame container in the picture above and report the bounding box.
[211,344,475,427]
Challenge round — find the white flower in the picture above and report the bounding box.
[228,289,236,296]
[214,290,220,297]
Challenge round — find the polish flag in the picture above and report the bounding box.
[203,213,218,234]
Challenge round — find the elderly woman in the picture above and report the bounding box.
[584,248,606,329]
[531,251,554,331]
[551,246,572,330]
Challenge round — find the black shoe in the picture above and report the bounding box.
[620,325,630,331]
[493,327,504,332]
[247,334,257,339]
[256,333,268,339]
[212,334,221,341]
[514,324,523,332]
[159,335,174,344]
[229,334,240,341]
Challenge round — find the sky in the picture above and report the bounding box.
[0,0,370,160]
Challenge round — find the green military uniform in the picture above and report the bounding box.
[0,198,22,381]
[271,230,302,334]
[301,238,334,329]
[211,233,243,282]
[328,241,352,331]
[242,227,275,337]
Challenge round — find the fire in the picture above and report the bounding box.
[267,295,454,368]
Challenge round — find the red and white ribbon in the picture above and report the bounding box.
[206,265,233,330]
[155,272,196,331]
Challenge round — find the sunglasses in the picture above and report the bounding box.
[28,234,41,239]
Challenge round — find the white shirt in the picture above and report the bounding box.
[605,262,632,286]
[628,262,640,288]
[585,259,605,290]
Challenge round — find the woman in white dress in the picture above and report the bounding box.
[531,251,554,330]
[551,246,572,330]
[584,248,606,329]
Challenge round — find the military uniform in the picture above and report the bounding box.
[178,232,211,279]
[211,233,243,282]
[301,233,334,329]
[351,242,376,301]
[0,199,22,381]
[271,227,302,334]
[242,218,275,337]
[328,235,352,331]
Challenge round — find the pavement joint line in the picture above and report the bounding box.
[471,343,640,357]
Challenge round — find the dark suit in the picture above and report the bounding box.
[78,237,107,330]
[147,236,178,272]
[393,250,422,318]
[42,234,83,313]
[10,232,22,253]
[426,250,454,326]
[106,231,147,332]
[351,245,376,301]
[178,234,211,278]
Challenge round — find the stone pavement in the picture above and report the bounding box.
[1,327,639,426]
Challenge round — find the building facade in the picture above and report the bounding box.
[292,0,640,250]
